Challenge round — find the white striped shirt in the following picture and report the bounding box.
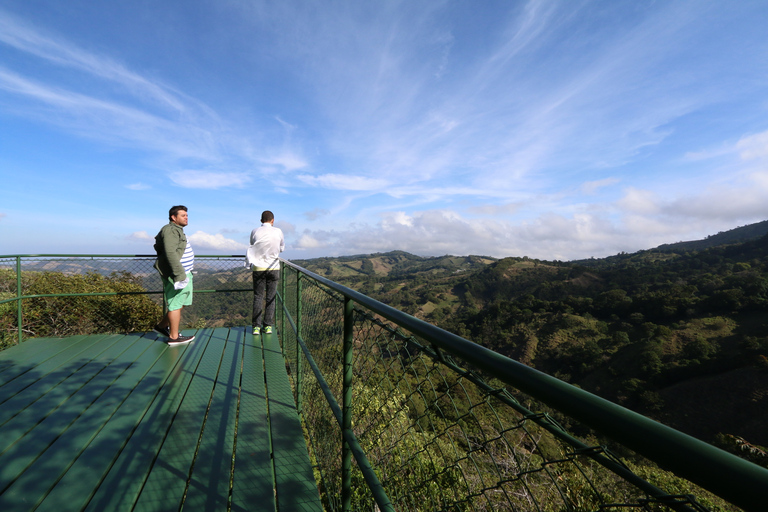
[181,241,194,272]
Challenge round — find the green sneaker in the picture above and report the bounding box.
[264,326,273,334]
[252,326,260,335]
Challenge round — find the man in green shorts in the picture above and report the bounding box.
[153,205,196,345]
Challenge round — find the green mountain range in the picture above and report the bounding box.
[292,220,768,465]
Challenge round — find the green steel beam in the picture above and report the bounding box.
[295,272,303,414]
[16,256,21,345]
[341,296,354,512]
[277,290,395,512]
[281,259,768,512]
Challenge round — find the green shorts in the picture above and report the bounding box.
[163,272,194,311]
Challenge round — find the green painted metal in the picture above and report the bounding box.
[280,263,286,343]
[280,258,768,512]
[262,331,323,511]
[16,256,21,345]
[278,296,396,512]
[83,331,208,512]
[183,328,245,511]
[37,337,182,512]
[0,254,253,345]
[1,335,160,510]
[232,330,276,511]
[133,330,228,510]
[341,297,354,512]
[0,324,321,512]
[5,254,768,511]
[295,273,303,415]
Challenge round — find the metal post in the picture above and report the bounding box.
[296,272,303,413]
[16,256,22,345]
[342,296,354,512]
[279,262,286,337]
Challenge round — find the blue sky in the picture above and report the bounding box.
[1,1,767,261]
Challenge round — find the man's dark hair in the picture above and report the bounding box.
[169,205,188,220]
[261,210,274,223]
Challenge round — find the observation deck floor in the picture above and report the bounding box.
[0,326,321,512]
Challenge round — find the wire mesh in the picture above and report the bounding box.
[0,255,251,348]
[0,255,751,510]
[279,265,734,512]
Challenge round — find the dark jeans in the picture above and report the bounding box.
[252,270,279,327]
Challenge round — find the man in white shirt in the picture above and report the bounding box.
[246,210,285,335]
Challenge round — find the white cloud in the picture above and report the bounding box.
[616,188,660,215]
[297,173,389,191]
[736,130,768,161]
[127,230,151,240]
[380,211,415,228]
[126,182,150,190]
[262,152,308,172]
[188,231,247,251]
[296,234,323,249]
[169,170,252,189]
[0,10,187,111]
[0,67,218,161]
[275,220,296,236]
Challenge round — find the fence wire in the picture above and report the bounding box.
[0,255,755,511]
[279,264,733,512]
[0,255,251,347]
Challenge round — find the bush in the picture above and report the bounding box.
[0,270,161,343]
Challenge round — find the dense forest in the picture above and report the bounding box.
[3,222,768,476]
[292,228,768,468]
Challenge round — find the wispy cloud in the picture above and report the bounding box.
[0,9,292,190]
[169,170,253,189]
[303,208,330,221]
[0,10,188,111]
[0,66,218,160]
[3,2,767,260]
[736,130,768,161]
[581,178,620,195]
[297,173,389,191]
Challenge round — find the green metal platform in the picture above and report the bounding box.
[0,327,323,512]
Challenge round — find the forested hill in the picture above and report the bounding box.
[291,224,768,465]
[655,219,768,253]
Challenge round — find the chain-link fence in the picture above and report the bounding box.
[2,255,766,510]
[0,255,251,348]
[278,261,766,512]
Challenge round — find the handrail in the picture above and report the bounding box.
[280,258,768,512]
[0,254,244,258]
[278,294,395,511]
[0,288,251,305]
[4,254,768,510]
[0,254,250,344]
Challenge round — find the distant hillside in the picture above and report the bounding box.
[289,232,768,463]
[573,219,768,268]
[291,251,496,281]
[655,220,768,252]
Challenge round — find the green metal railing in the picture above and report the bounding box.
[0,254,251,346]
[2,255,768,511]
[277,260,768,512]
